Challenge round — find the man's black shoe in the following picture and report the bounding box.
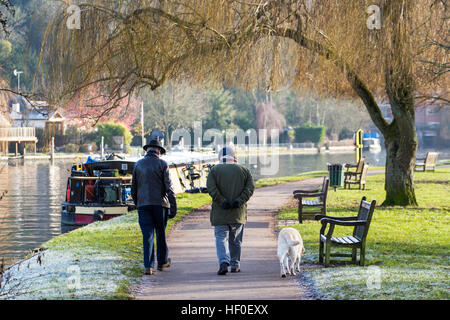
[231,267,240,273]
[157,258,171,271]
[217,262,229,275]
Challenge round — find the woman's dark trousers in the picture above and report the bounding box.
[138,205,169,268]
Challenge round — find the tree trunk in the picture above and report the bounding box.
[383,123,418,206]
[165,127,171,147]
[378,0,419,206]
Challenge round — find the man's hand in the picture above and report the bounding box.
[221,200,232,209]
[231,200,241,209]
[168,209,177,219]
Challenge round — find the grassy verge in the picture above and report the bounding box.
[1,193,211,300]
[255,171,328,188]
[278,168,450,299]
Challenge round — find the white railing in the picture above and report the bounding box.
[0,127,36,140]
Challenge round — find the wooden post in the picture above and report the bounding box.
[101,136,104,159]
[15,143,18,156]
[34,142,37,155]
[51,136,55,162]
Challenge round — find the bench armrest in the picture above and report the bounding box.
[294,192,324,199]
[293,188,320,194]
[344,172,361,176]
[314,214,358,221]
[320,218,367,227]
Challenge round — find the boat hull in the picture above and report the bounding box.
[61,202,134,226]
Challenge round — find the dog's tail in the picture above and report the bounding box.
[287,240,301,247]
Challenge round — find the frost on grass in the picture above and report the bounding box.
[0,247,133,300]
[307,264,449,300]
[0,214,142,300]
[299,249,450,300]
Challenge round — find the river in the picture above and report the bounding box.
[0,149,446,267]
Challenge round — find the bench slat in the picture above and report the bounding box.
[347,236,361,243]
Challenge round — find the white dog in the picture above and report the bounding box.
[277,227,305,278]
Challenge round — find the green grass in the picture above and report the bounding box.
[278,168,450,299]
[255,171,328,188]
[41,192,212,299]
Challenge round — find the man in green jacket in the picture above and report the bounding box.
[207,146,255,275]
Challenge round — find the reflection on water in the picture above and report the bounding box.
[0,160,72,267]
[239,150,387,181]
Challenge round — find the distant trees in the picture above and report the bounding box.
[204,88,235,131]
[274,90,369,139]
[0,0,47,91]
[256,101,286,134]
[141,82,365,144]
[294,124,326,144]
[142,81,207,145]
[96,122,133,149]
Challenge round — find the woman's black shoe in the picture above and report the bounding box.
[158,258,171,271]
[217,262,229,275]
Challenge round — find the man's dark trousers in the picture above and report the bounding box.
[138,205,169,269]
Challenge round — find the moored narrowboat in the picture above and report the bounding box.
[61,150,218,227]
[61,156,136,226]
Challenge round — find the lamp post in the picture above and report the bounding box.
[13,69,23,93]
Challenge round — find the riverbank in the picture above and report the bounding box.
[0,146,354,162]
[0,193,211,299]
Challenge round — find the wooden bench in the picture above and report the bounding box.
[293,177,329,224]
[344,161,369,190]
[315,196,376,267]
[415,152,438,172]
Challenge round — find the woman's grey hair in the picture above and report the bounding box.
[218,146,235,159]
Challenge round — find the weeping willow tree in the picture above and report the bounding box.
[36,0,449,206]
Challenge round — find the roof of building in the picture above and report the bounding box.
[8,97,64,122]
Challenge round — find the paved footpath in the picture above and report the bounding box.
[133,177,323,300]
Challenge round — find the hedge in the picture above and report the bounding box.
[294,124,326,144]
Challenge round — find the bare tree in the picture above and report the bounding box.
[37,1,448,205]
[142,81,207,146]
